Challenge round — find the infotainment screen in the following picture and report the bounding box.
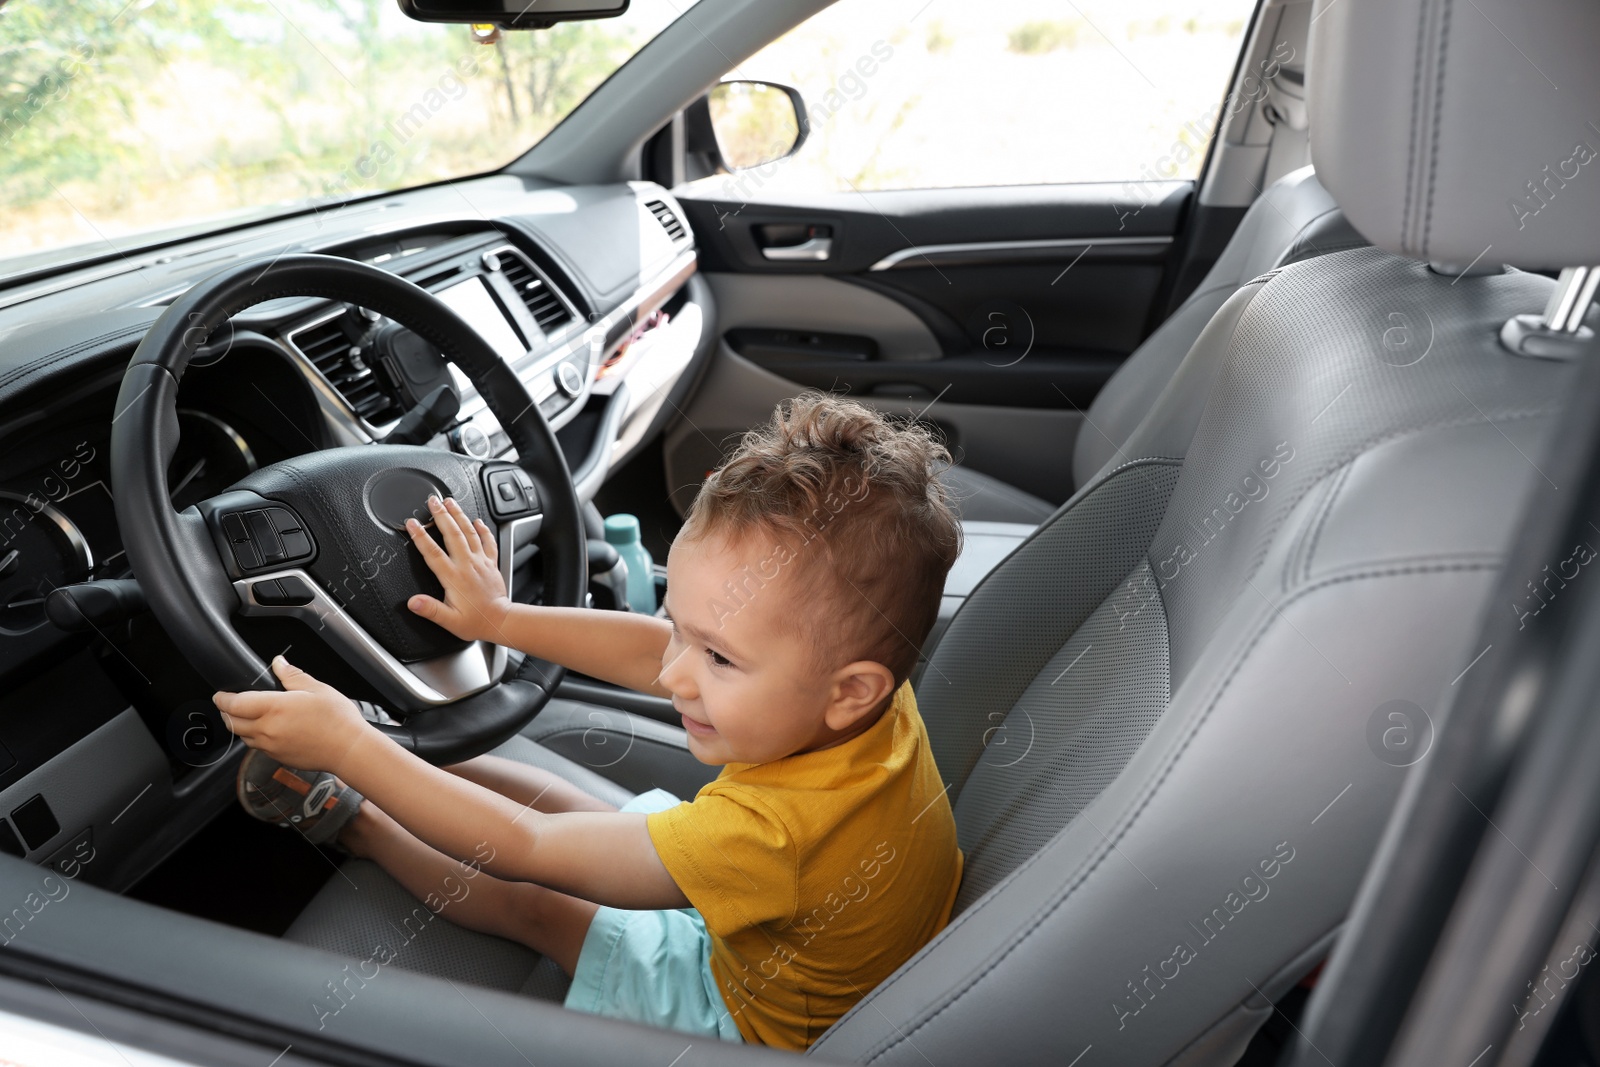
[432,277,527,363]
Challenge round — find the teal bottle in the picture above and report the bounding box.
[603,514,656,614]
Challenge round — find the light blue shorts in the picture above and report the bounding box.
[562,788,744,1043]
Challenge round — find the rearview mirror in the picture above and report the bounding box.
[398,0,628,29]
[705,81,809,171]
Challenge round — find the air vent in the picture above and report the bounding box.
[497,251,573,335]
[646,199,688,242]
[289,312,404,425]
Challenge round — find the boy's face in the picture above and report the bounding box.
[658,530,844,766]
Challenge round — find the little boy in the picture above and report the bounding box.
[214,393,965,1050]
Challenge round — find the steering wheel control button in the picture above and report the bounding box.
[275,575,316,605]
[487,469,524,514]
[266,509,314,561]
[251,579,287,605]
[279,529,312,559]
[220,506,313,572]
[11,794,60,851]
[516,469,539,506]
[223,512,262,570]
[366,468,445,531]
[245,510,285,564]
[221,513,249,542]
[484,467,538,518]
[252,576,315,607]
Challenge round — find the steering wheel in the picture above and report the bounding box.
[110,254,587,765]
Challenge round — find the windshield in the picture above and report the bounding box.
[0,0,701,277]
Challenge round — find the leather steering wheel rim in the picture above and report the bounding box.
[110,253,587,764]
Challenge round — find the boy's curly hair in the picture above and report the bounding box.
[680,392,963,685]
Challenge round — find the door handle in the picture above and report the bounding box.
[762,236,833,262]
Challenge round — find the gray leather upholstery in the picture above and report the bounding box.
[1308,0,1600,268]
[939,464,1056,524]
[1071,167,1365,491]
[951,167,1367,523]
[811,252,1578,1063]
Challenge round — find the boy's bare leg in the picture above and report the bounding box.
[443,754,619,814]
[340,801,598,976]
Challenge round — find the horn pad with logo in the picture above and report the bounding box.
[223,445,493,663]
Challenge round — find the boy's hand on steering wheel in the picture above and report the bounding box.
[214,656,370,775]
[405,495,514,645]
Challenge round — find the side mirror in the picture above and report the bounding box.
[693,81,810,173]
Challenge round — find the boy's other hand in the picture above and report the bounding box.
[405,495,512,644]
[214,656,369,774]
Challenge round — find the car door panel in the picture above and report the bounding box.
[670,180,1190,507]
[662,335,1084,515]
[680,186,1188,372]
[681,182,1188,275]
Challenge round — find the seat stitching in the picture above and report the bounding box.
[1301,462,1356,585]
[1246,405,1557,581]
[1401,0,1431,251]
[1078,274,1272,485]
[1299,550,1497,585]
[925,457,1185,803]
[925,457,1184,650]
[1173,280,1243,316]
[847,558,1500,1062]
[1280,238,1369,270]
[1283,472,1335,593]
[1422,0,1454,256]
[1272,207,1340,268]
[853,558,1501,1061]
[1278,468,1339,593]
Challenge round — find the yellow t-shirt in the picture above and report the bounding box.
[645,682,963,1050]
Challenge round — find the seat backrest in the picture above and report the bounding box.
[809,0,1600,1052]
[814,247,1574,1067]
[1072,167,1366,490]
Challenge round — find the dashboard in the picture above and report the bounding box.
[0,175,707,880]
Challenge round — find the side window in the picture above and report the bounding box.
[713,0,1263,194]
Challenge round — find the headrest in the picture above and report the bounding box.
[1308,0,1600,269]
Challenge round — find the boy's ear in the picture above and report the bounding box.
[824,661,898,732]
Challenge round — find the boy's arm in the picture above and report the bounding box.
[475,603,675,698]
[404,495,673,697]
[215,657,690,910]
[340,727,690,909]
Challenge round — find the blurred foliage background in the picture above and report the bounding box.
[0,0,675,263]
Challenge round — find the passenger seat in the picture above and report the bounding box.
[945,166,1366,523]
